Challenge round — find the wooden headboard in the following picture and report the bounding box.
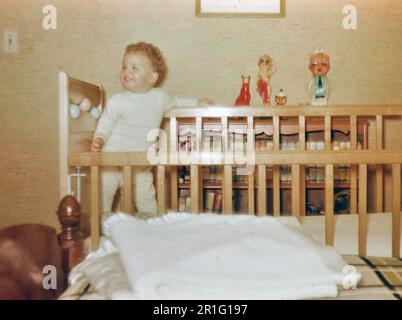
[59,70,104,240]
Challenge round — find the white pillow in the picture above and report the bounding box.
[69,237,135,300]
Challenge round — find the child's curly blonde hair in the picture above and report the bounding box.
[125,42,167,87]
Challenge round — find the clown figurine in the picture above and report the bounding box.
[257,54,276,106]
[309,50,331,106]
[275,88,287,106]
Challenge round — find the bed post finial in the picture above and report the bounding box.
[57,195,83,284]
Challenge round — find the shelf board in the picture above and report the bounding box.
[178,182,352,190]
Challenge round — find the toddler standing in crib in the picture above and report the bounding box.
[91,42,213,219]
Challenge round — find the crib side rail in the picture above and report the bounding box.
[68,150,402,257]
[67,105,402,257]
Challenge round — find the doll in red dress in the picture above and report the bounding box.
[257,54,276,106]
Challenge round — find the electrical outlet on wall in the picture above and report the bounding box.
[3,29,18,54]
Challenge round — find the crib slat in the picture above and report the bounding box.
[273,116,280,150]
[190,165,202,213]
[350,116,357,150]
[122,166,132,213]
[392,164,401,258]
[350,116,358,214]
[170,166,178,211]
[325,116,331,151]
[358,164,368,257]
[248,169,255,215]
[247,117,255,216]
[376,115,383,149]
[291,165,301,217]
[170,117,178,164]
[350,168,358,214]
[299,116,306,216]
[376,166,384,213]
[247,116,254,152]
[299,116,306,150]
[90,166,100,250]
[195,117,202,163]
[273,166,280,216]
[157,165,166,216]
[325,164,334,246]
[257,165,267,216]
[223,165,233,214]
[221,117,229,152]
[376,115,384,213]
[273,116,280,216]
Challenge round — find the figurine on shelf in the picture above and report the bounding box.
[234,75,251,106]
[309,50,331,106]
[257,54,276,106]
[275,88,287,106]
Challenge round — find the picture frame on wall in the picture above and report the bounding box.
[196,0,286,18]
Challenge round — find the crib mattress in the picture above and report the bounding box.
[59,255,401,300]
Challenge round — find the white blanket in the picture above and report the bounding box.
[104,212,359,300]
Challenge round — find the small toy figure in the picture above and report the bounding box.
[275,88,287,106]
[234,75,251,106]
[309,50,331,106]
[257,54,276,106]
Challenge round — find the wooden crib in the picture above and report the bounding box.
[59,70,402,261]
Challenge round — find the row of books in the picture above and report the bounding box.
[178,136,362,153]
[179,165,352,186]
[178,190,191,212]
[204,191,223,213]
[204,190,248,213]
[306,165,351,184]
[178,189,224,213]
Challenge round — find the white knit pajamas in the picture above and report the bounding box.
[101,166,157,216]
[93,88,197,218]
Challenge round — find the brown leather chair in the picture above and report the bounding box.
[0,224,64,300]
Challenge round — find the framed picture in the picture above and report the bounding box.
[196,0,286,18]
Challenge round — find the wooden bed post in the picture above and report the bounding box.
[57,195,83,286]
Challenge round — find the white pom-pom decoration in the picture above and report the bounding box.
[79,98,92,112]
[90,107,101,120]
[70,104,81,119]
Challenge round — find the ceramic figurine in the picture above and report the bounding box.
[234,75,251,106]
[257,54,276,106]
[275,88,287,106]
[309,50,331,106]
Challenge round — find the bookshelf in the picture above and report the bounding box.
[168,111,369,216]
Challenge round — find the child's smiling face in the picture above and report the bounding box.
[120,52,158,93]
